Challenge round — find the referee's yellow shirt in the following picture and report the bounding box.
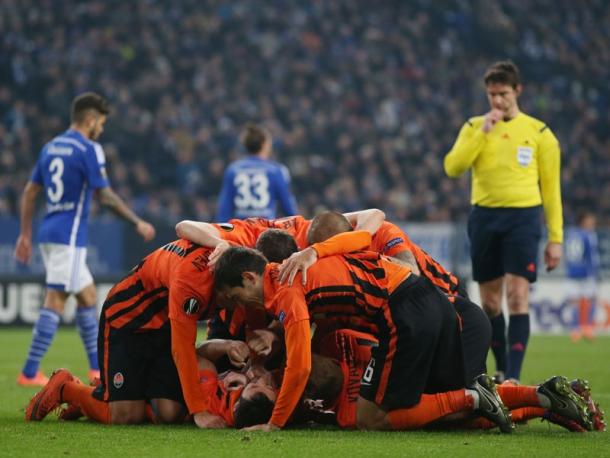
[444,112,563,243]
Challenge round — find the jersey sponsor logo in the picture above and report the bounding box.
[278,310,286,323]
[517,146,534,167]
[46,202,76,213]
[218,223,234,232]
[183,297,200,315]
[113,372,124,389]
[384,237,404,251]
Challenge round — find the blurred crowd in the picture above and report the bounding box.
[1,0,609,227]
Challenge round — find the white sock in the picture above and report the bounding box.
[466,389,480,409]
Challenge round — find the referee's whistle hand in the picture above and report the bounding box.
[544,242,562,272]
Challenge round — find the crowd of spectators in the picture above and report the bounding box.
[1,0,609,228]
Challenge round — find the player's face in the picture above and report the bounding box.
[486,83,520,117]
[222,273,264,307]
[88,114,107,140]
[220,370,248,391]
[241,373,277,402]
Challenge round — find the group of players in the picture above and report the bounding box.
[25,209,605,433]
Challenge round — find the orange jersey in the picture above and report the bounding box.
[214,215,311,249]
[371,222,463,297]
[259,252,411,427]
[199,369,241,426]
[101,239,216,415]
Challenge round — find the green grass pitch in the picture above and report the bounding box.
[1,329,608,457]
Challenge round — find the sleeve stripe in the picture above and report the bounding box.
[539,125,548,133]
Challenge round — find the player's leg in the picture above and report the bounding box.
[75,279,100,383]
[19,288,67,386]
[468,206,507,381]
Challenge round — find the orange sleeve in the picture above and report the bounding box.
[269,319,312,427]
[214,220,260,247]
[171,318,207,414]
[310,230,372,258]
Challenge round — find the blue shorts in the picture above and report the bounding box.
[468,205,542,283]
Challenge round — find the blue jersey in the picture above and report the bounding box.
[216,156,298,221]
[30,129,109,247]
[565,227,600,279]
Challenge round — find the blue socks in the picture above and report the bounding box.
[507,313,530,381]
[489,313,507,374]
[76,306,99,371]
[22,308,60,377]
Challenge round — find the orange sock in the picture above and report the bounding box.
[496,385,540,409]
[387,390,473,430]
[579,297,591,329]
[511,407,545,423]
[62,381,110,424]
[464,417,496,430]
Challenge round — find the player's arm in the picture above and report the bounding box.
[343,208,385,236]
[14,181,42,264]
[444,120,487,177]
[216,169,235,222]
[386,249,420,274]
[96,187,154,240]
[276,165,298,216]
[279,231,372,285]
[196,339,250,368]
[175,220,224,247]
[538,127,563,270]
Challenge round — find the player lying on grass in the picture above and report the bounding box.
[25,338,277,428]
[213,245,520,433]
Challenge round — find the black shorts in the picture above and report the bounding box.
[453,296,491,385]
[359,275,465,410]
[468,205,542,283]
[93,315,184,403]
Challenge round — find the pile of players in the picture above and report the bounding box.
[25,210,605,433]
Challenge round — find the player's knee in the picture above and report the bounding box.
[154,400,186,424]
[76,284,97,307]
[44,291,68,314]
[481,301,501,317]
[356,398,388,431]
[109,403,147,424]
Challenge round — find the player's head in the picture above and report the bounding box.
[576,210,596,230]
[214,247,268,307]
[307,211,353,244]
[483,60,522,116]
[241,123,272,158]
[255,229,298,263]
[71,92,110,140]
[233,373,277,428]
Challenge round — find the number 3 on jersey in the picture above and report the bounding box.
[47,157,64,203]
[234,172,270,210]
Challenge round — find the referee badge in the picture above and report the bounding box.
[517,146,534,167]
[183,297,200,315]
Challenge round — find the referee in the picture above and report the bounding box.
[444,61,563,382]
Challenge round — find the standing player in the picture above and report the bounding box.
[216,123,298,222]
[14,92,155,386]
[565,211,600,341]
[444,61,563,382]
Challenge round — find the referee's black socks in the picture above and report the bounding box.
[506,314,530,381]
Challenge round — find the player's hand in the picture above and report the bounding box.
[544,241,562,272]
[482,109,503,133]
[247,329,276,357]
[208,241,231,268]
[278,247,318,285]
[14,235,33,264]
[136,220,156,241]
[194,411,227,429]
[227,340,250,368]
[242,422,280,432]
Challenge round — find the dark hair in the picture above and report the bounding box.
[484,60,521,88]
[255,229,298,263]
[214,247,268,289]
[241,123,269,154]
[71,92,110,123]
[233,392,275,428]
[307,211,353,245]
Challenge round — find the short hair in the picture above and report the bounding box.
[71,92,110,123]
[233,392,275,428]
[241,123,269,154]
[214,247,268,289]
[483,60,521,89]
[307,211,353,245]
[255,229,298,263]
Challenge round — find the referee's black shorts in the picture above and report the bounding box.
[468,205,542,283]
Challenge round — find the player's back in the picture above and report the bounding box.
[565,227,598,279]
[219,156,295,220]
[372,222,463,297]
[103,239,215,332]
[33,129,108,247]
[214,215,311,250]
